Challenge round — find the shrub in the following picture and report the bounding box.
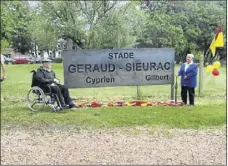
[52,58,62,63]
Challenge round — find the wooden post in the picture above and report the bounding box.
[137,86,141,100]
[171,83,174,100]
[134,44,142,100]
[199,54,204,97]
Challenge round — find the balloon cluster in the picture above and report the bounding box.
[206,61,221,76]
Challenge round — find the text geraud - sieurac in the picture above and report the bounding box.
[67,51,171,85]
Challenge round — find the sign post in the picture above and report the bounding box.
[137,86,141,100]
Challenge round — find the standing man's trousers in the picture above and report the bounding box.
[181,86,195,106]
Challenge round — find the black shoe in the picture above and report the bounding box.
[61,104,69,109]
[69,103,76,108]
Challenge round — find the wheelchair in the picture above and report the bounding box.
[26,70,63,112]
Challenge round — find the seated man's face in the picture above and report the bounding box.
[43,62,51,69]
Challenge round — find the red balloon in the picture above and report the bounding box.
[212,68,219,76]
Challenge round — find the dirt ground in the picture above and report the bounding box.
[1,124,226,165]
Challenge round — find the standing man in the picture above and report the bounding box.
[177,54,198,106]
[1,54,6,81]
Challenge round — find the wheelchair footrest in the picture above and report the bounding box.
[52,106,61,112]
[47,100,55,104]
[52,105,69,112]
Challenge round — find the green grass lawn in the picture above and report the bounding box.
[1,63,226,129]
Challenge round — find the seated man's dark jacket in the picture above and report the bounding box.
[35,67,56,90]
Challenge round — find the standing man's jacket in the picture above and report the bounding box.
[178,63,198,88]
[35,67,56,89]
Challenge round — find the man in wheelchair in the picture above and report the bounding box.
[35,59,76,109]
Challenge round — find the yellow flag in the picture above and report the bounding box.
[215,31,224,47]
[209,27,224,57]
[210,38,216,56]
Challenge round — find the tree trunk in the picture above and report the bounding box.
[66,38,73,49]
[41,50,44,58]
[53,50,56,58]
[35,43,38,58]
[47,49,50,58]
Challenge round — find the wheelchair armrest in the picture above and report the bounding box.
[30,70,36,74]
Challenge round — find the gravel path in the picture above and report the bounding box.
[1,124,226,165]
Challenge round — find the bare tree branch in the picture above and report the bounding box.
[94,1,118,26]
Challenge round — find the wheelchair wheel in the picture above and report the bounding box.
[26,86,46,112]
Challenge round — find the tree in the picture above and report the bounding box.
[36,1,145,49]
[139,1,226,63]
[140,3,188,56]
[27,11,58,56]
[1,1,34,54]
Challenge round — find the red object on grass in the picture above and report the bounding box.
[130,100,147,106]
[78,100,185,108]
[91,102,102,107]
[212,68,219,76]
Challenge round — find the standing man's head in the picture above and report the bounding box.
[186,54,194,64]
[42,59,52,70]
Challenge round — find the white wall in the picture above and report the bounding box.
[43,52,49,58]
